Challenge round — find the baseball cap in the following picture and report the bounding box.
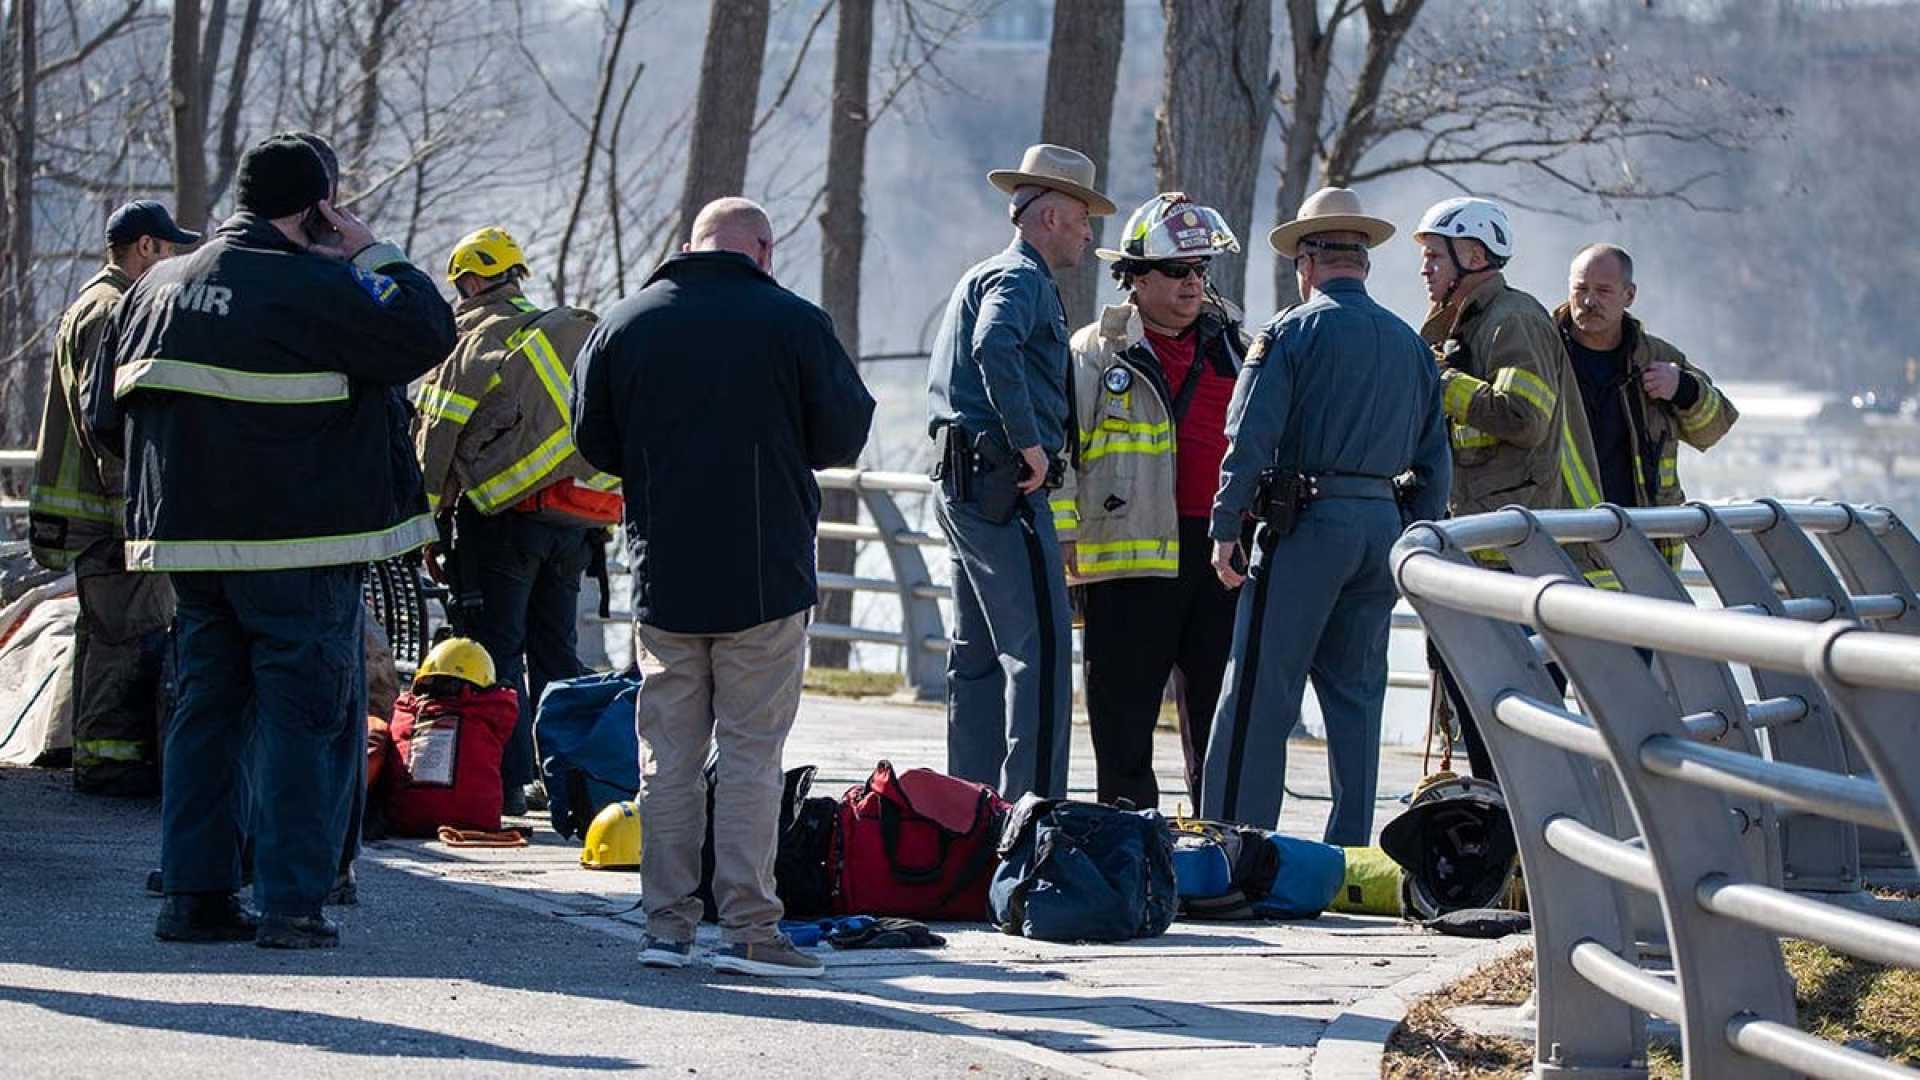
[106,200,201,247]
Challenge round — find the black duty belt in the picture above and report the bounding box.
[1304,473,1397,501]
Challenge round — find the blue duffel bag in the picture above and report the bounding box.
[535,669,642,839]
[989,795,1177,942]
[1249,834,1346,919]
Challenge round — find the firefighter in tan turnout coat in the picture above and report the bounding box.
[414,225,620,815]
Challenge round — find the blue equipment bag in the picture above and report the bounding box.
[1248,834,1346,919]
[535,669,642,839]
[989,795,1177,942]
[1170,837,1234,900]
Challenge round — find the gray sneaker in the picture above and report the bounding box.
[638,935,693,969]
[710,937,825,979]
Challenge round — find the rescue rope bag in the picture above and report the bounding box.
[989,795,1177,942]
[382,683,518,836]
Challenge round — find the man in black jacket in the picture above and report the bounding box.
[89,136,455,949]
[573,197,873,978]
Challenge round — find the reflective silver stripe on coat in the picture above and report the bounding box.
[124,514,435,572]
[114,358,350,405]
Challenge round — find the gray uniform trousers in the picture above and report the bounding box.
[1200,497,1402,845]
[935,487,1072,801]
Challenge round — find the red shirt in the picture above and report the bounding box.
[1144,326,1236,520]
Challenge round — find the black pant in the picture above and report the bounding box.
[1082,517,1238,809]
[451,505,595,792]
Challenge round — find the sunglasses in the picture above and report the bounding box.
[1150,261,1210,280]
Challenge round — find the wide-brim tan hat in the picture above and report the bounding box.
[1268,186,1396,257]
[988,143,1117,217]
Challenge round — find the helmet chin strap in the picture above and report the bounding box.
[1437,236,1475,308]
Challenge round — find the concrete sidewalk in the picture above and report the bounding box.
[0,695,1516,1079]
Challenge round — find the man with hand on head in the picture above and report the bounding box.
[89,134,454,949]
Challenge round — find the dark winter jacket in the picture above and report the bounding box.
[85,213,455,571]
[571,251,875,635]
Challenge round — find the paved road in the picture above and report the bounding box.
[0,695,1492,1079]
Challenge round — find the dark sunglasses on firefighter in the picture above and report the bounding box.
[1149,259,1210,280]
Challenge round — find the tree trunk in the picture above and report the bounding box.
[170,0,209,233]
[812,0,876,670]
[1040,0,1123,331]
[207,0,266,207]
[349,0,405,165]
[6,0,37,449]
[1271,0,1334,312]
[1155,0,1270,309]
[674,0,769,244]
[556,0,638,306]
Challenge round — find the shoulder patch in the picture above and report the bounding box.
[1244,333,1271,368]
[349,264,400,306]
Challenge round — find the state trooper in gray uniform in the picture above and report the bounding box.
[926,144,1114,801]
[1202,189,1452,844]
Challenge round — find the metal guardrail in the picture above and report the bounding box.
[1394,500,1920,1079]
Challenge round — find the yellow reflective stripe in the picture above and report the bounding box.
[75,739,146,763]
[1493,366,1556,418]
[1471,548,1510,567]
[506,325,574,417]
[1585,569,1622,591]
[1077,538,1177,556]
[1442,372,1483,421]
[114,358,349,404]
[29,483,119,523]
[1658,455,1678,488]
[1078,557,1181,575]
[584,472,621,492]
[467,426,574,512]
[1450,425,1498,450]
[124,513,435,572]
[1080,435,1174,465]
[1094,419,1169,438]
[1657,537,1685,569]
[1049,496,1077,530]
[486,372,504,392]
[1558,417,1603,508]
[427,491,443,512]
[509,297,539,313]
[1680,388,1722,433]
[416,383,478,425]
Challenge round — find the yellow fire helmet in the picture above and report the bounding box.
[414,636,496,690]
[581,800,642,871]
[445,226,529,284]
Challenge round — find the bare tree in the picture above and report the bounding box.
[675,0,771,244]
[812,0,876,670]
[2,0,39,449]
[169,0,210,231]
[1041,0,1123,330]
[1155,0,1270,308]
[1267,0,1779,307]
[556,0,639,306]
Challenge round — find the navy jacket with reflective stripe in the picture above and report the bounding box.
[85,213,456,571]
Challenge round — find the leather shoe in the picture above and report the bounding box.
[154,893,259,943]
[256,913,341,950]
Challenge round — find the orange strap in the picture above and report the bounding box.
[435,826,529,848]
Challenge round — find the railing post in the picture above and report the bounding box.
[1748,498,1911,886]
[1531,577,1799,1080]
[853,476,947,703]
[1814,502,1920,637]
[1396,534,1648,1078]
[1686,502,1862,894]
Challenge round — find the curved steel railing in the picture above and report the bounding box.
[1393,500,1920,1079]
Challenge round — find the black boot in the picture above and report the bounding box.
[154,893,259,943]
[256,913,340,949]
[324,865,358,907]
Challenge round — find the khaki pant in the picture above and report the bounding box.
[634,612,806,946]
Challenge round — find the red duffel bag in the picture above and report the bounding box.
[831,760,1009,920]
[383,684,518,836]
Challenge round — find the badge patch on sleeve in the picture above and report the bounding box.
[1244,333,1271,367]
[1103,365,1132,393]
[350,265,400,306]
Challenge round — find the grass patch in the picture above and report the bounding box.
[803,668,904,698]
[1384,940,1920,1077]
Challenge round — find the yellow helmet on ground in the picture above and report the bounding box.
[581,800,642,870]
[415,637,496,689]
[446,226,529,284]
